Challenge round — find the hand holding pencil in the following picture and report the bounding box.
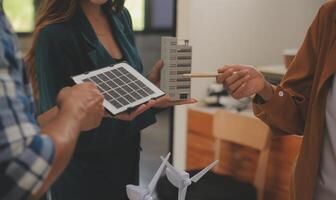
[183,65,274,100]
[215,65,273,100]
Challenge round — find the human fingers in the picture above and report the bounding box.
[113,99,158,121]
[90,104,104,127]
[216,68,236,83]
[232,83,248,99]
[217,65,250,73]
[83,88,103,103]
[224,70,249,85]
[217,65,231,73]
[171,98,198,106]
[86,95,104,113]
[153,59,164,71]
[115,100,156,121]
[146,99,158,108]
[80,99,104,130]
[80,82,97,89]
[148,60,164,83]
[156,95,171,104]
[113,102,153,121]
[227,74,250,93]
[128,104,149,120]
[112,112,132,121]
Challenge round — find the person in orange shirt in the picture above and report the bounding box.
[217,1,336,199]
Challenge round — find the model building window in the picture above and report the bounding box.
[3,0,35,33]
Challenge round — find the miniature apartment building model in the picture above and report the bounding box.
[161,37,192,101]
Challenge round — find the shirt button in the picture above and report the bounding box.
[279,91,284,97]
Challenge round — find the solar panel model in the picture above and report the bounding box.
[161,37,192,101]
[72,63,165,115]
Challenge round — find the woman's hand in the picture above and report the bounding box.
[105,100,159,121]
[147,59,164,87]
[147,60,198,108]
[153,95,197,108]
[216,65,274,100]
[57,83,105,131]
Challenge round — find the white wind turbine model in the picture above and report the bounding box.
[126,153,171,200]
[161,157,219,200]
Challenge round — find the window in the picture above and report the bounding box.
[3,0,35,33]
[125,0,145,31]
[2,0,175,34]
[148,0,175,30]
[125,0,176,33]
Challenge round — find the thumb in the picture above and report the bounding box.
[153,59,164,72]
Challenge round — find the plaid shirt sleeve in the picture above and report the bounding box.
[0,10,55,200]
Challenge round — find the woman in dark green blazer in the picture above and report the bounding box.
[26,0,195,199]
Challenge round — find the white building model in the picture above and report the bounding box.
[161,37,192,101]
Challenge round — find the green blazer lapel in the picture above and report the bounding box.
[105,9,128,54]
[72,6,143,71]
[105,9,138,67]
[72,7,100,67]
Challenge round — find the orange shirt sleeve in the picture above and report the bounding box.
[253,3,325,135]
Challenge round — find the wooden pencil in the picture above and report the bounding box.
[182,72,219,78]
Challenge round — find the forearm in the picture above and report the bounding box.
[29,111,81,200]
[37,106,59,127]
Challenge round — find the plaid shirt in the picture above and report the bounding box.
[0,3,55,200]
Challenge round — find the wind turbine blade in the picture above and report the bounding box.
[160,156,181,176]
[148,153,171,194]
[178,186,188,200]
[190,160,219,182]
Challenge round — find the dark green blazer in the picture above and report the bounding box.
[35,6,156,154]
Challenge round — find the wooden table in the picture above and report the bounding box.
[186,106,302,200]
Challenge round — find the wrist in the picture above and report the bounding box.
[41,107,82,144]
[257,81,274,101]
[57,106,83,134]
